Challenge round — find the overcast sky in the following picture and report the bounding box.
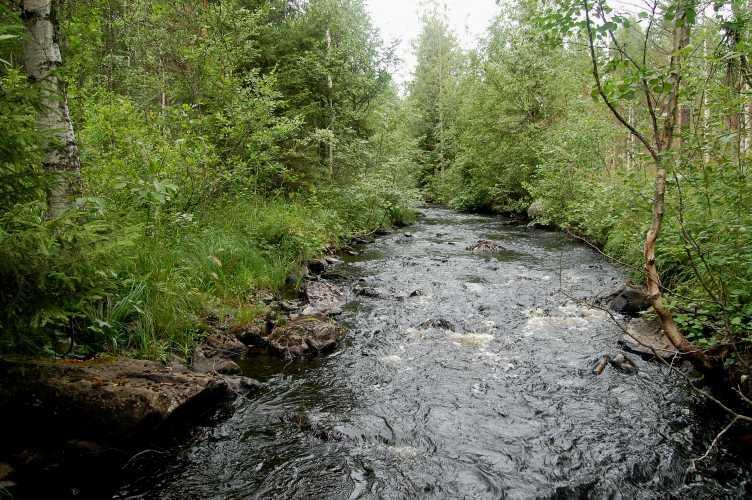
[366,0,500,87]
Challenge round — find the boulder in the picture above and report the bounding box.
[232,323,268,347]
[0,358,236,446]
[190,332,246,375]
[265,315,344,358]
[191,346,241,375]
[307,258,329,274]
[305,280,346,315]
[618,317,679,360]
[466,240,503,254]
[605,284,652,316]
[527,199,545,220]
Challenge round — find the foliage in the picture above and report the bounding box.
[0,0,417,357]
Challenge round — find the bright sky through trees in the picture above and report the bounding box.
[366,0,499,86]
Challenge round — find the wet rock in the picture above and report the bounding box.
[221,375,263,396]
[604,283,652,316]
[192,347,241,375]
[325,256,343,265]
[0,358,235,446]
[527,199,545,220]
[618,317,679,360]
[354,286,384,299]
[404,232,413,238]
[418,318,455,331]
[409,289,424,297]
[374,228,390,236]
[202,332,247,359]
[609,353,638,374]
[466,239,503,253]
[191,332,247,375]
[232,323,268,347]
[305,280,346,315]
[307,258,329,274]
[265,315,344,358]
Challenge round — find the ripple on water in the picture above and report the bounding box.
[116,207,752,500]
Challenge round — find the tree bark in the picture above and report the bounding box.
[643,0,712,370]
[21,0,81,218]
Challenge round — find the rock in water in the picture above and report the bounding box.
[265,315,344,357]
[609,353,638,374]
[604,283,652,316]
[191,332,246,375]
[466,240,503,254]
[618,317,679,361]
[0,358,235,446]
[305,280,346,315]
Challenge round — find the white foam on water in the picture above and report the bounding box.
[447,332,494,347]
[522,302,608,336]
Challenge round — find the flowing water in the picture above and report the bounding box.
[117,208,750,499]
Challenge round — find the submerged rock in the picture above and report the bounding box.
[417,318,455,331]
[466,239,503,254]
[265,315,344,358]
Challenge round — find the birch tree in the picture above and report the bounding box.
[21,0,81,218]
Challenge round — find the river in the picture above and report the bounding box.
[117,208,750,499]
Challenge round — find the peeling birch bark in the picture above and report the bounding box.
[22,0,81,218]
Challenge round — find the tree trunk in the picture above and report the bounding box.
[326,27,335,179]
[644,0,712,370]
[22,0,81,218]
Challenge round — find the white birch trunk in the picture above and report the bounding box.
[22,0,81,218]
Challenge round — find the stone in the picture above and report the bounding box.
[191,346,241,375]
[609,353,638,374]
[265,315,344,358]
[618,317,679,360]
[466,240,503,253]
[417,319,455,331]
[324,256,343,265]
[605,284,652,317]
[232,323,268,347]
[354,286,384,299]
[305,280,346,315]
[202,333,246,359]
[527,199,545,219]
[307,258,328,274]
[0,358,235,446]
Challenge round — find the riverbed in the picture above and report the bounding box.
[117,208,749,498]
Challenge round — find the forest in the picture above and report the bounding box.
[1,0,752,497]
[1,0,751,385]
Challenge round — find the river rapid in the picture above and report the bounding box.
[117,208,750,499]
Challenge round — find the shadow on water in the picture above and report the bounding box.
[117,207,751,499]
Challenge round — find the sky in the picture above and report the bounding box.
[366,0,500,87]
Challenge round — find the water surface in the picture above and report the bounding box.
[117,208,749,499]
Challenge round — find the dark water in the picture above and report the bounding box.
[117,208,750,499]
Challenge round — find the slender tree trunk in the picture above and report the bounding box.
[643,0,712,369]
[22,0,81,218]
[326,27,335,179]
